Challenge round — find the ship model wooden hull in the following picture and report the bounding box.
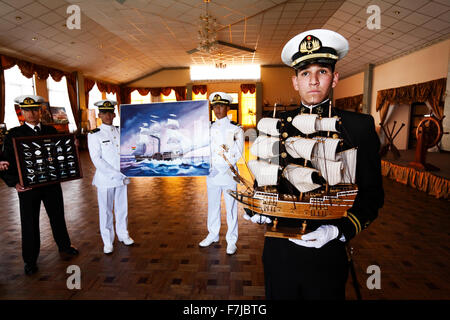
[229,187,357,220]
[229,187,357,239]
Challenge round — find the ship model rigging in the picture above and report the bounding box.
[223,104,359,239]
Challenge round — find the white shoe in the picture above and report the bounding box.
[226,243,237,255]
[119,236,134,246]
[199,236,219,247]
[103,245,113,254]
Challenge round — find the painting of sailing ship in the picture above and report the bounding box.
[119,100,210,177]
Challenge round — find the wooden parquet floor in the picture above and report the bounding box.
[0,150,449,300]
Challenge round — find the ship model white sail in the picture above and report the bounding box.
[226,112,358,231]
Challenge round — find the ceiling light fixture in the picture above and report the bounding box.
[197,0,218,54]
[215,62,226,69]
[190,64,260,81]
[32,37,37,41]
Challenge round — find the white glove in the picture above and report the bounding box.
[250,214,272,224]
[112,172,125,181]
[289,225,339,249]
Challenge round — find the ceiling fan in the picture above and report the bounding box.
[186,40,255,55]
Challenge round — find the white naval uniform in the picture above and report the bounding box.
[206,117,244,246]
[88,123,130,247]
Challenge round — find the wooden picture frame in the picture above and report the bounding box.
[12,133,83,188]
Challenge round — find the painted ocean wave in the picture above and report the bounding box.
[120,156,210,177]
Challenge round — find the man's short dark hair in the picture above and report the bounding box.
[295,62,335,75]
[20,107,41,111]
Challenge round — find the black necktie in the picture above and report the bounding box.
[34,126,41,134]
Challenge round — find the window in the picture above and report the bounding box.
[88,84,103,128]
[161,89,177,103]
[241,92,256,126]
[47,76,77,132]
[105,91,120,127]
[4,65,35,129]
[131,90,151,104]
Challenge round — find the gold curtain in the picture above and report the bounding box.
[130,87,182,98]
[173,86,186,101]
[376,78,446,124]
[119,86,133,105]
[335,94,363,113]
[192,85,207,95]
[66,73,79,128]
[381,160,449,199]
[137,88,151,96]
[240,83,256,94]
[84,78,96,109]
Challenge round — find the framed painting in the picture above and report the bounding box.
[120,100,210,177]
[49,106,69,124]
[12,133,83,188]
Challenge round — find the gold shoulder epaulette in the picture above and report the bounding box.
[89,128,100,134]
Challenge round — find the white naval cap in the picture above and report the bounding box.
[209,92,233,106]
[94,99,117,112]
[281,29,349,70]
[14,95,46,108]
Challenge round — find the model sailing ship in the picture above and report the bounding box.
[224,105,358,238]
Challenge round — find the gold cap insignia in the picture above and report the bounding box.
[213,94,221,101]
[24,98,36,105]
[299,35,321,54]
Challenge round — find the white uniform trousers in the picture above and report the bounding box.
[97,185,129,247]
[206,180,238,246]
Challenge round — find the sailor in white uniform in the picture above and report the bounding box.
[88,100,134,254]
[199,92,244,255]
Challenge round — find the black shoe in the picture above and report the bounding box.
[24,263,38,275]
[59,245,79,256]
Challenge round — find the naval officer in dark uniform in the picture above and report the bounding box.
[1,95,78,275]
[250,29,384,299]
